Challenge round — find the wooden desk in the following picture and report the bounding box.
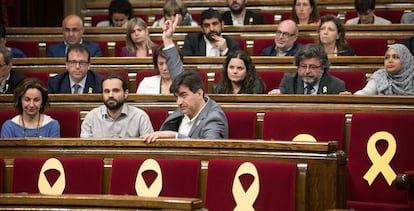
[0,193,203,210]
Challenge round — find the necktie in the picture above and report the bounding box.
[73,84,81,94]
[305,85,314,95]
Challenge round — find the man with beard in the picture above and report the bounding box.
[261,20,303,56]
[222,0,265,25]
[80,73,154,138]
[268,44,345,95]
[182,8,240,56]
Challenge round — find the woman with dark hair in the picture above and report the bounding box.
[97,0,133,27]
[121,17,158,57]
[317,15,355,56]
[1,78,60,138]
[213,50,265,94]
[291,0,320,24]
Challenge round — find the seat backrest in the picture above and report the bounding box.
[262,111,345,150]
[225,111,257,139]
[347,113,414,210]
[235,38,247,51]
[253,39,274,56]
[144,109,169,131]
[96,41,108,57]
[12,157,103,194]
[7,41,39,57]
[347,38,388,56]
[0,158,3,193]
[97,70,129,85]
[109,158,200,198]
[330,71,366,93]
[205,159,297,211]
[44,109,80,138]
[115,40,126,57]
[23,72,50,87]
[259,11,275,24]
[0,110,18,137]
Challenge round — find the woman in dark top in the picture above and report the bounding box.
[317,15,355,56]
[214,50,265,94]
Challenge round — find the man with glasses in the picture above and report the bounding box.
[46,14,103,57]
[48,44,103,94]
[268,44,344,95]
[0,47,25,94]
[261,19,303,56]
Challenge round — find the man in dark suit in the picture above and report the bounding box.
[46,14,103,57]
[182,8,240,57]
[141,70,229,143]
[0,46,25,94]
[48,44,104,94]
[268,44,345,95]
[399,36,414,55]
[261,20,303,56]
[222,0,265,25]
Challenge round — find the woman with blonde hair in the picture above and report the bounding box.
[121,17,158,57]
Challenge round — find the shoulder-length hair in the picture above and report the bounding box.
[291,0,320,24]
[317,15,350,52]
[125,17,153,53]
[14,77,50,114]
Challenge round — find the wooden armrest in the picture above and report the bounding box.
[394,173,414,190]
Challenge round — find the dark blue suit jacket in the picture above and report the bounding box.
[47,70,104,94]
[46,41,103,57]
[261,42,303,56]
[182,32,240,56]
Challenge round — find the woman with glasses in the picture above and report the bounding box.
[121,17,158,57]
[317,15,355,56]
[1,77,60,138]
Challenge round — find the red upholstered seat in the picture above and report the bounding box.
[23,72,50,86]
[0,158,3,193]
[225,111,257,139]
[12,157,103,194]
[96,41,108,57]
[262,111,345,150]
[109,158,200,197]
[281,11,338,21]
[7,41,39,57]
[347,38,388,56]
[252,39,274,56]
[0,110,18,137]
[347,113,414,210]
[345,10,404,24]
[98,70,129,86]
[259,11,275,24]
[205,159,297,211]
[330,71,366,93]
[235,38,247,51]
[114,40,126,57]
[214,71,283,93]
[44,109,80,138]
[144,109,169,131]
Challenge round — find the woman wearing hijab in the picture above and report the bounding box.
[353,44,414,95]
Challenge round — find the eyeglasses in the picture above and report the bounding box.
[276,30,295,38]
[67,60,89,67]
[298,64,321,71]
[63,27,81,33]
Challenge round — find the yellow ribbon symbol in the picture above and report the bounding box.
[38,158,66,195]
[232,162,259,211]
[363,131,397,186]
[292,134,317,142]
[135,159,162,197]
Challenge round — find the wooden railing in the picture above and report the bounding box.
[0,138,343,210]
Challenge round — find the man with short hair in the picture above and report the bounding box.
[47,44,104,94]
[268,44,345,95]
[141,70,228,143]
[182,8,240,56]
[345,0,391,24]
[47,14,103,57]
[261,19,303,56]
[0,46,25,94]
[81,73,154,138]
[221,0,265,26]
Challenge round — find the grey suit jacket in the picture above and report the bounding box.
[279,72,345,94]
[160,97,228,139]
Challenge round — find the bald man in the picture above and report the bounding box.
[47,14,103,57]
[261,19,303,56]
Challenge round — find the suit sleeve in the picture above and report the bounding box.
[182,35,194,56]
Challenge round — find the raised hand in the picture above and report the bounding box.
[162,14,181,47]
